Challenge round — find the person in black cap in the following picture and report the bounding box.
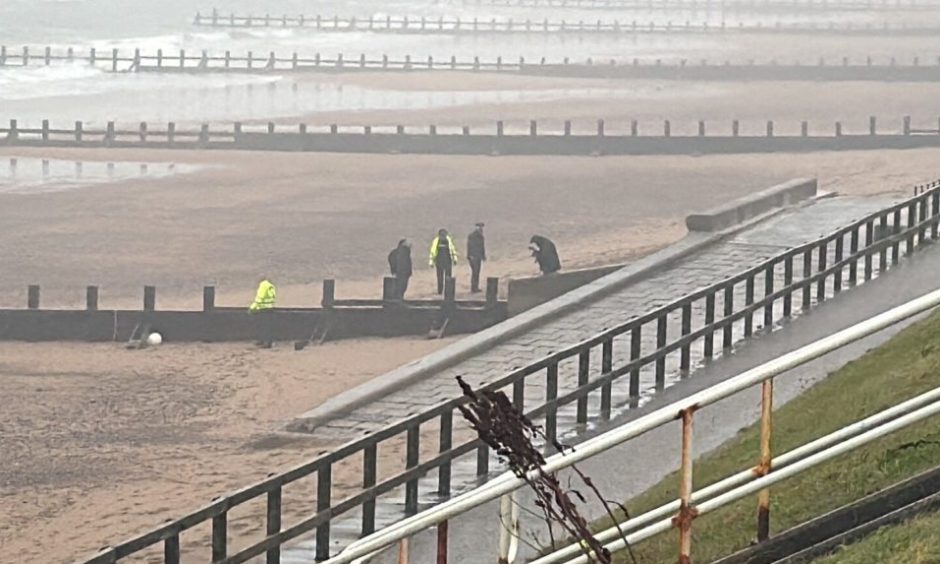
[467,222,486,293]
[387,238,413,299]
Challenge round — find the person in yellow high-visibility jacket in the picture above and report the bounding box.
[429,228,459,295]
[249,277,277,348]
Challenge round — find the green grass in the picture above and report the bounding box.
[816,510,940,564]
[600,310,940,563]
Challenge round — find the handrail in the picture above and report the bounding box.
[78,180,940,563]
[327,286,940,564]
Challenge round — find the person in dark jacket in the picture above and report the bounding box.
[466,222,486,293]
[388,239,413,299]
[530,235,561,275]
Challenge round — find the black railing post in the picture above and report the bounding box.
[630,325,641,400]
[315,464,332,560]
[816,242,828,302]
[406,424,422,512]
[892,209,902,264]
[545,363,559,448]
[266,486,282,564]
[932,190,939,240]
[763,263,774,329]
[437,411,452,498]
[362,444,377,534]
[655,315,667,390]
[703,293,715,359]
[600,339,613,419]
[802,250,812,309]
[834,235,844,294]
[212,509,227,561]
[680,303,692,372]
[723,284,734,349]
[744,275,755,336]
[165,534,180,564]
[878,214,888,272]
[849,227,859,285]
[907,202,917,253]
[576,350,590,424]
[919,194,928,244]
[866,220,876,280]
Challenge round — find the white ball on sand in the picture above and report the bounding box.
[146,332,163,346]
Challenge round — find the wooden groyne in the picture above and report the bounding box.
[4,116,940,156]
[1,279,506,342]
[452,0,940,10]
[3,47,940,82]
[191,12,940,35]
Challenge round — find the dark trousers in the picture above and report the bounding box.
[468,257,483,292]
[396,274,410,299]
[436,261,452,294]
[255,309,274,347]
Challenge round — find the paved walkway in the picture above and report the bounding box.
[277,193,907,561]
[369,202,940,563]
[308,194,898,442]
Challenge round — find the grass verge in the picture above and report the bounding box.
[599,310,940,563]
[816,510,940,563]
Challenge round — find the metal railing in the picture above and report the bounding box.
[79,181,940,563]
[327,286,940,563]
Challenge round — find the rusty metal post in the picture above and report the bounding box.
[674,408,697,563]
[436,520,448,564]
[398,537,410,564]
[756,378,774,542]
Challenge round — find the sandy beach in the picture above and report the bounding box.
[4,3,940,560]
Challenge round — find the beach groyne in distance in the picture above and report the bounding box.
[190,11,940,36]
[449,0,940,11]
[4,116,940,156]
[4,47,940,82]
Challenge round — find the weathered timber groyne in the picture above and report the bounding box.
[4,47,940,82]
[4,116,940,156]
[452,0,940,11]
[191,12,940,35]
[0,278,506,342]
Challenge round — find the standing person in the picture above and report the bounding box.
[388,239,413,299]
[248,276,277,348]
[529,235,561,275]
[429,228,459,295]
[467,222,487,293]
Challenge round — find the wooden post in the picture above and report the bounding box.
[382,276,398,305]
[732,119,739,137]
[904,115,911,135]
[496,121,504,136]
[322,279,335,308]
[564,120,571,136]
[41,119,49,141]
[203,286,215,312]
[664,120,671,137]
[530,120,537,136]
[143,286,156,311]
[869,116,876,135]
[443,277,456,311]
[168,122,176,144]
[597,119,605,137]
[86,286,99,311]
[75,121,83,142]
[801,121,809,137]
[27,285,40,309]
[766,120,774,137]
[698,120,705,136]
[835,121,842,136]
[8,119,17,140]
[139,121,147,142]
[485,277,499,308]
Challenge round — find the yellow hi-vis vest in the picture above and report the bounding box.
[428,235,459,267]
[249,280,277,312]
